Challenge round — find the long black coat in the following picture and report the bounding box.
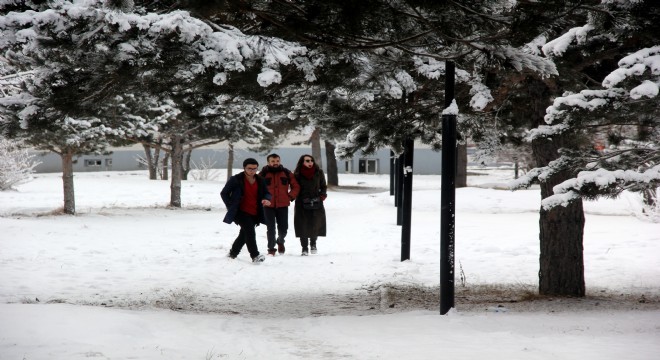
[220,172,271,225]
[294,168,327,238]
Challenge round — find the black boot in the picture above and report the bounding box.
[300,237,309,256]
[310,238,317,254]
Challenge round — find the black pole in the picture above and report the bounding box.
[396,153,404,225]
[389,150,395,196]
[440,61,456,315]
[401,137,414,261]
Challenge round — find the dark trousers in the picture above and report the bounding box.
[230,211,260,258]
[264,207,289,250]
[300,237,317,249]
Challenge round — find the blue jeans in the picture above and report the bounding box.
[264,207,289,250]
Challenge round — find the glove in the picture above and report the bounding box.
[320,194,327,201]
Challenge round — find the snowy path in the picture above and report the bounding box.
[2,303,659,360]
[1,171,658,359]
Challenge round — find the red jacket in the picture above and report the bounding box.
[259,165,300,208]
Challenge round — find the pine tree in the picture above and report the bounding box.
[501,0,660,294]
[202,0,657,297]
[180,0,555,167]
[523,53,659,207]
[0,1,318,211]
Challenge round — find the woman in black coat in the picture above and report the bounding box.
[293,154,327,256]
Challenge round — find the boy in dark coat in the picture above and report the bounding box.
[221,158,272,263]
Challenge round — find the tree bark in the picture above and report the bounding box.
[162,153,169,181]
[642,188,657,208]
[60,151,76,215]
[514,160,519,180]
[534,137,586,296]
[169,136,183,207]
[142,144,158,180]
[226,142,234,181]
[527,78,586,297]
[324,140,339,186]
[311,127,322,170]
[456,142,467,188]
[182,147,192,181]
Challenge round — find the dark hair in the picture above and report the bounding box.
[243,158,259,168]
[294,154,318,173]
[266,153,280,161]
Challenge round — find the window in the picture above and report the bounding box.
[105,159,113,166]
[344,160,353,173]
[84,159,102,167]
[358,159,378,174]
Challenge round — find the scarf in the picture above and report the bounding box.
[300,165,315,180]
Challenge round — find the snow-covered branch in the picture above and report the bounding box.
[0,2,318,90]
[542,24,595,58]
[526,88,627,140]
[0,137,41,191]
[541,165,660,210]
[509,155,576,190]
[602,46,660,99]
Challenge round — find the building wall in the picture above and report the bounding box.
[31,146,451,175]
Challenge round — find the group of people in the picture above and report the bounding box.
[221,153,327,263]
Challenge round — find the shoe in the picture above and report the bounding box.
[227,252,237,259]
[301,248,309,256]
[277,241,285,255]
[310,245,317,254]
[267,249,276,256]
[252,254,265,263]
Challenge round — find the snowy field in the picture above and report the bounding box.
[0,168,659,359]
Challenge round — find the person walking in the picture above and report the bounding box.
[221,158,272,263]
[259,153,300,256]
[293,154,327,256]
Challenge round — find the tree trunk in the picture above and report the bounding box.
[642,188,657,208]
[526,78,585,297]
[226,142,234,182]
[60,151,76,215]
[182,147,192,181]
[162,153,169,181]
[514,160,519,180]
[456,142,467,188]
[534,137,586,296]
[324,140,339,186]
[169,136,183,207]
[142,144,158,180]
[311,127,322,170]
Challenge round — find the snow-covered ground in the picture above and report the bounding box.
[1,169,658,359]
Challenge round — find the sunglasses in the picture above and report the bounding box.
[245,167,258,171]
[304,159,314,163]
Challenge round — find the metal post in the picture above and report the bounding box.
[396,153,404,225]
[401,137,414,261]
[440,61,456,315]
[390,150,395,196]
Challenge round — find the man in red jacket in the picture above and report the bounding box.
[259,153,300,255]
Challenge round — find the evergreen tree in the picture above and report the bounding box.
[497,0,659,295]
[190,0,657,297]
[0,0,317,211]
[180,0,556,176]
[519,15,659,215]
